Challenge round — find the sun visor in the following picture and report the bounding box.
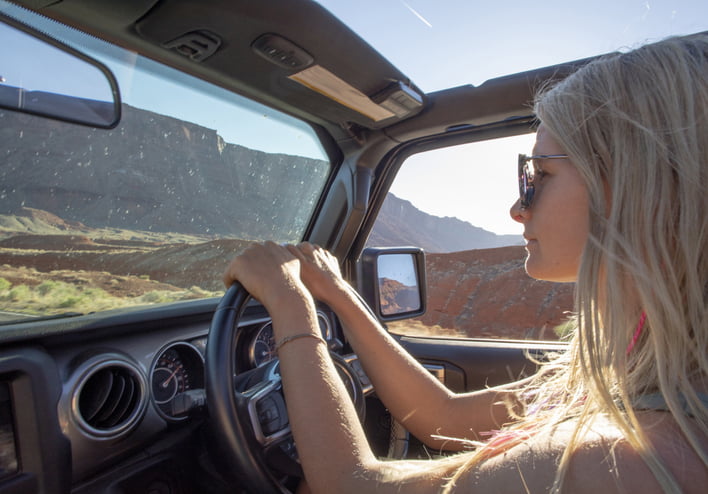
[250,33,425,128]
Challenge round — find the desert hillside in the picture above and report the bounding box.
[0,208,572,339]
[418,247,573,339]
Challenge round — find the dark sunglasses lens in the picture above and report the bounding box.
[518,160,534,208]
[523,181,534,208]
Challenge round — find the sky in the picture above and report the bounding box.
[317,0,708,92]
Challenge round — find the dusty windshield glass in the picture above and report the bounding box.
[0,4,330,324]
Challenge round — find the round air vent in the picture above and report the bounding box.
[72,358,147,438]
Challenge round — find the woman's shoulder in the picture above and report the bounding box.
[457,413,706,493]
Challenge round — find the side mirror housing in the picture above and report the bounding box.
[0,14,121,128]
[358,247,426,322]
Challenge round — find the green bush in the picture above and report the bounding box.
[37,280,59,296]
[83,287,110,299]
[8,285,31,302]
[0,274,221,317]
[58,296,82,308]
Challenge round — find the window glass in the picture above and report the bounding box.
[367,134,574,341]
[0,3,330,324]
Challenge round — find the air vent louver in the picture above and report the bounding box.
[73,360,146,438]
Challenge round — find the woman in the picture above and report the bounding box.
[224,34,708,493]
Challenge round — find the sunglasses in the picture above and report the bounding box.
[517,154,568,209]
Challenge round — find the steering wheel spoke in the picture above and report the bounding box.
[245,375,291,446]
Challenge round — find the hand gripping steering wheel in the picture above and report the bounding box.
[205,282,365,493]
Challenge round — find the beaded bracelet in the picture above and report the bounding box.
[275,332,325,352]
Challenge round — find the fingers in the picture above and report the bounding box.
[287,242,321,260]
[222,241,296,288]
[298,241,320,254]
[285,243,306,261]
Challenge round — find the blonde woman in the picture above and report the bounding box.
[223,34,708,493]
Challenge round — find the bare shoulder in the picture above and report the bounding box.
[454,413,707,493]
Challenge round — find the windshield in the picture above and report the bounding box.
[0,3,331,323]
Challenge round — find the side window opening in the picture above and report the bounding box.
[367,134,574,341]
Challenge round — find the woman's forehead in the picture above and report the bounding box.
[532,125,564,155]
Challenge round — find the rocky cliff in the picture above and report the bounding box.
[368,194,522,253]
[0,106,328,240]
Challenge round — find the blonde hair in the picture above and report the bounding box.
[444,35,708,492]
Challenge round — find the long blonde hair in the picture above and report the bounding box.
[446,34,708,492]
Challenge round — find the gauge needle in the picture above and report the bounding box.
[162,365,182,388]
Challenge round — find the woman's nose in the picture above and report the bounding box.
[509,198,528,223]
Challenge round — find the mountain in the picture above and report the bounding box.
[0,106,327,240]
[368,193,522,253]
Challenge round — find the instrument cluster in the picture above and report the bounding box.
[149,309,335,420]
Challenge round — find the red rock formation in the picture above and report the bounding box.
[419,246,574,340]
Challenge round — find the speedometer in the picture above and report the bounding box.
[152,349,188,405]
[150,342,204,420]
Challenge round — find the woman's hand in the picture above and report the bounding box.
[286,242,347,304]
[223,241,307,310]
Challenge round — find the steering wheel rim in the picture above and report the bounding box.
[205,282,292,493]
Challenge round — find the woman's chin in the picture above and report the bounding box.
[524,256,578,283]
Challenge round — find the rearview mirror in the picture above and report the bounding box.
[0,15,121,128]
[358,247,426,322]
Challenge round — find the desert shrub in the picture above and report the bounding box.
[58,296,82,308]
[188,286,223,298]
[188,286,210,296]
[8,285,31,302]
[83,287,110,299]
[139,291,173,304]
[44,281,80,302]
[0,273,221,318]
[37,280,60,296]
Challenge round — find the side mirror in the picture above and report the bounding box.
[0,14,121,128]
[358,247,426,322]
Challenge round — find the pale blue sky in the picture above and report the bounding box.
[317,0,708,92]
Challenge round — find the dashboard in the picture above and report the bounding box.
[0,297,368,493]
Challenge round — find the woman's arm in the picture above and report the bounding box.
[223,242,448,492]
[221,242,613,494]
[287,243,527,450]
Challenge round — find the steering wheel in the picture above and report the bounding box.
[205,283,296,493]
[205,282,365,493]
